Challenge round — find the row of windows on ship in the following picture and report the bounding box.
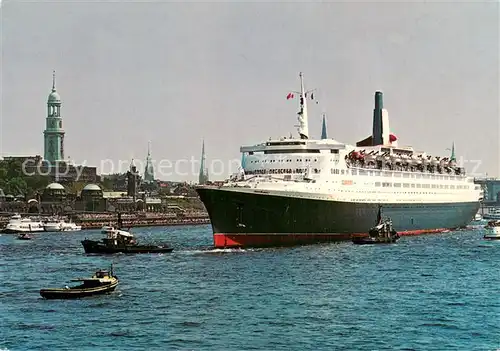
[244,167,469,181]
[248,158,325,163]
[372,182,471,190]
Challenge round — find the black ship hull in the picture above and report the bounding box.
[81,240,174,254]
[196,187,480,248]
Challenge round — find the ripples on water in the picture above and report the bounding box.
[0,224,499,350]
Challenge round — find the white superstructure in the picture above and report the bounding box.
[4,214,45,233]
[224,73,482,205]
[229,140,482,204]
[44,219,82,232]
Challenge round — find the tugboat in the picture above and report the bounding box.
[483,220,500,240]
[39,265,119,299]
[81,213,173,254]
[352,206,400,245]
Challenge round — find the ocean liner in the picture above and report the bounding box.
[196,73,482,248]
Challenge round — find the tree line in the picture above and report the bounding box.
[0,159,50,198]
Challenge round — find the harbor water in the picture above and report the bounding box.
[0,224,499,350]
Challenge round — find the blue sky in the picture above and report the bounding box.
[1,0,498,181]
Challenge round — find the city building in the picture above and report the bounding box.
[474,178,500,204]
[2,155,98,183]
[72,183,165,213]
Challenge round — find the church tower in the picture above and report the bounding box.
[198,140,209,185]
[127,159,139,201]
[144,141,155,183]
[43,71,65,164]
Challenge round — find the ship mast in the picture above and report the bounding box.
[297,72,309,139]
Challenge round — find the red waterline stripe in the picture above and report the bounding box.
[213,228,450,248]
[398,228,449,236]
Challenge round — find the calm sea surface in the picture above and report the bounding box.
[0,224,499,351]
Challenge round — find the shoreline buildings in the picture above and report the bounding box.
[0,71,208,215]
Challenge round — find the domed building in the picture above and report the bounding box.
[27,198,40,213]
[81,184,103,199]
[42,183,66,202]
[0,192,27,212]
[40,183,69,215]
[74,183,106,212]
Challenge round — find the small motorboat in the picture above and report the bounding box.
[484,220,500,240]
[40,266,119,299]
[353,206,400,245]
[17,233,33,240]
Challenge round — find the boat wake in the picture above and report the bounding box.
[181,247,254,255]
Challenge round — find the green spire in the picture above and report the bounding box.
[144,141,155,183]
[199,139,209,184]
[450,142,456,162]
[52,70,56,91]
